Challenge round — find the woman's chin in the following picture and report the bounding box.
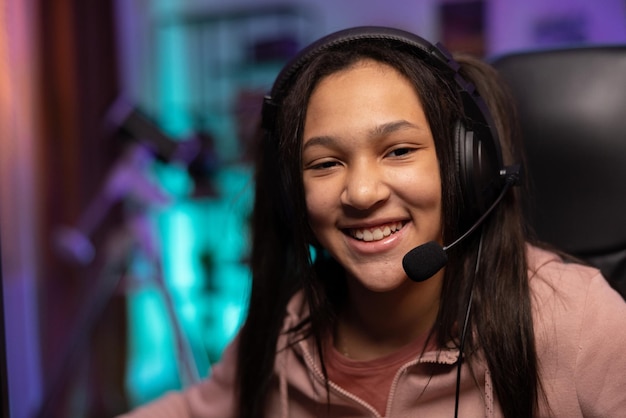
[346,268,411,294]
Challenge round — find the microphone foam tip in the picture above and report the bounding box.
[402,241,448,282]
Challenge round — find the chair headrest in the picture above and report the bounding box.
[491,46,626,256]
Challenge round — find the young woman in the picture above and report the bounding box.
[119,27,626,418]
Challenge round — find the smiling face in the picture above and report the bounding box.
[302,59,443,292]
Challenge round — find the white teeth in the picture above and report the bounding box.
[351,222,403,242]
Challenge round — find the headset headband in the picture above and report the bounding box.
[262,26,501,162]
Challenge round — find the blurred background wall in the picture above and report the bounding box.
[1,0,625,417]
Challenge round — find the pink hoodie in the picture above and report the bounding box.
[118,245,626,417]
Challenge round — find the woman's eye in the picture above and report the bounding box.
[312,160,339,169]
[306,160,340,170]
[387,147,414,157]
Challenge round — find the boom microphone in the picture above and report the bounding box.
[402,165,520,282]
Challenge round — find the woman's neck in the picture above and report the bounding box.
[334,270,443,361]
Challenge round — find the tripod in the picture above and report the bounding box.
[35,143,204,418]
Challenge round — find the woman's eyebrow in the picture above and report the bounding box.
[369,120,422,137]
[302,135,336,151]
[303,120,423,151]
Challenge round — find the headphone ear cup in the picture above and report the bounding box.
[455,120,476,223]
[456,120,502,225]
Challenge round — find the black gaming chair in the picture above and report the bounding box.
[491,46,626,298]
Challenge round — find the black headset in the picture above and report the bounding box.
[262,26,516,225]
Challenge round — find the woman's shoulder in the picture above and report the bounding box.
[526,244,626,415]
[526,242,626,339]
[526,243,610,301]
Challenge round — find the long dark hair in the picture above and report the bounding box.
[236,38,541,417]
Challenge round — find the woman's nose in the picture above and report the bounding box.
[340,163,390,210]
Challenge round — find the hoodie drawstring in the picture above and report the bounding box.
[278,338,291,418]
[484,368,494,418]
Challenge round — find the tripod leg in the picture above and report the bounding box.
[151,262,202,387]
